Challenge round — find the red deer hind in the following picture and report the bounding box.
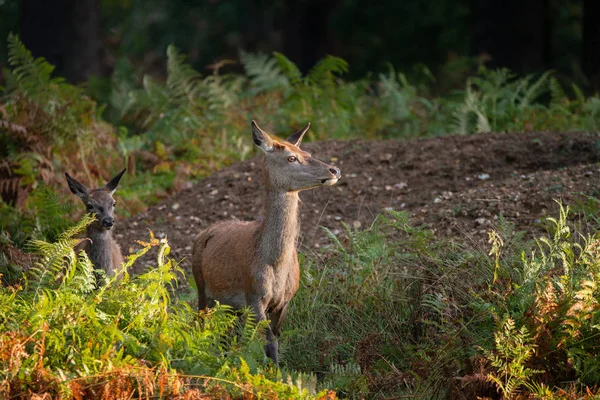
[65,169,126,285]
[192,121,341,364]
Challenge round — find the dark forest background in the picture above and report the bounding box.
[0,0,599,90]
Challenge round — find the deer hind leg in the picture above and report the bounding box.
[270,302,289,337]
[196,273,209,310]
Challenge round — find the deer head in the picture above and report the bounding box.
[251,120,341,192]
[65,169,126,231]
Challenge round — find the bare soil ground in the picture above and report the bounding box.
[118,131,600,276]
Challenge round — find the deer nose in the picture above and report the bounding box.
[329,167,341,178]
[102,218,114,228]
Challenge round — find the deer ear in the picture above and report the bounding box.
[286,122,310,147]
[105,168,126,194]
[251,120,274,152]
[65,173,88,199]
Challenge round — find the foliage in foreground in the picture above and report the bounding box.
[0,216,333,399]
[3,200,600,398]
[282,206,600,398]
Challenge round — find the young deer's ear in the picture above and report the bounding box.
[65,173,88,199]
[286,122,310,147]
[105,168,127,194]
[251,120,274,153]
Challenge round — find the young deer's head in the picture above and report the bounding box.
[65,169,126,231]
[251,120,341,192]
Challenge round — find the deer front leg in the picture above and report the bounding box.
[249,297,278,365]
[264,302,288,366]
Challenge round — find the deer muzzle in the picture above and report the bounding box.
[101,217,115,229]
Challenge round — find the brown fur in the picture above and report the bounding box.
[192,121,341,364]
[66,170,126,283]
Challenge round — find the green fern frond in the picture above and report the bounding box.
[27,237,79,293]
[64,250,96,294]
[273,52,302,85]
[240,51,289,92]
[166,44,203,103]
[453,81,487,134]
[57,213,95,241]
[510,73,533,105]
[306,55,348,88]
[203,74,244,112]
[549,77,567,106]
[109,58,140,118]
[6,33,60,95]
[475,109,491,133]
[20,185,80,243]
[520,70,552,108]
[572,83,586,103]
[25,214,94,294]
[143,75,170,110]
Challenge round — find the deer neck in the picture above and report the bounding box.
[258,189,300,267]
[87,227,113,273]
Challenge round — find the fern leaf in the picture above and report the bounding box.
[306,55,348,87]
[166,45,203,103]
[520,70,552,109]
[58,214,95,241]
[6,33,58,95]
[240,51,289,92]
[572,83,586,103]
[475,110,491,133]
[273,52,302,85]
[549,77,566,106]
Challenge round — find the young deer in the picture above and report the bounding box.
[192,121,341,364]
[65,169,126,283]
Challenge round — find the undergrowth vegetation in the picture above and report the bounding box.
[4,203,600,398]
[0,216,333,398]
[2,34,600,398]
[284,206,600,398]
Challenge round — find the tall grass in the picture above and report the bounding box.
[282,207,600,398]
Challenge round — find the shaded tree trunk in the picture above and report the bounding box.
[583,0,600,90]
[283,0,339,73]
[471,0,551,73]
[20,0,103,83]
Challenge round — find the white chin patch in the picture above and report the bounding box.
[322,178,338,186]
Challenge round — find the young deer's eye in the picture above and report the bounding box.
[287,156,297,163]
[113,202,117,208]
[87,204,94,210]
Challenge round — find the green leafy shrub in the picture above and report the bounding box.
[0,216,335,399]
[485,317,543,397]
[452,68,600,134]
[486,204,600,389]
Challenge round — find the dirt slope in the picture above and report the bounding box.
[118,131,600,275]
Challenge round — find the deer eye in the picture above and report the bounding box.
[287,156,297,163]
[113,202,117,208]
[87,204,94,211]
